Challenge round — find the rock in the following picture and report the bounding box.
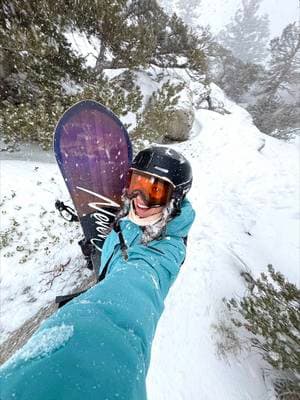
[164,108,195,142]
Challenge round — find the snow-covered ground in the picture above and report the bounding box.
[0,162,92,344]
[0,82,299,399]
[147,89,299,399]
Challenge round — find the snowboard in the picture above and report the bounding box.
[54,100,132,270]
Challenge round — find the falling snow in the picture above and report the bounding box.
[0,75,299,399]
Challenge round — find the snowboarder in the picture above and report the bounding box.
[0,146,195,400]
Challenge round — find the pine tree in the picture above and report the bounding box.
[247,23,300,136]
[67,0,207,74]
[218,0,270,64]
[209,43,265,101]
[0,0,209,150]
[0,0,143,149]
[247,95,299,136]
[0,0,85,104]
[175,0,202,30]
[261,23,300,96]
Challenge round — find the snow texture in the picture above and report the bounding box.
[0,162,92,344]
[2,324,74,369]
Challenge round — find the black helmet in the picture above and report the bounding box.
[130,146,193,202]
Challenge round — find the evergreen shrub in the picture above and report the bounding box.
[1,78,143,150]
[222,265,300,399]
[131,80,185,150]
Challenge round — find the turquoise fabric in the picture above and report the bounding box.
[0,199,195,400]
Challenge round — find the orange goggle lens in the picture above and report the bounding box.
[127,170,173,207]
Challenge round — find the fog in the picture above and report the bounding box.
[199,0,298,37]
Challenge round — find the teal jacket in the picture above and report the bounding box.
[0,199,195,400]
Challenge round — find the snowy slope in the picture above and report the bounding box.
[147,87,299,400]
[0,162,92,345]
[0,82,299,399]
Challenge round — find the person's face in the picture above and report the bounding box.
[133,194,164,218]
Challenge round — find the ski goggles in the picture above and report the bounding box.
[127,169,174,207]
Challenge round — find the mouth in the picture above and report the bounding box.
[135,200,150,210]
[130,197,163,222]
[132,198,151,218]
[133,199,150,216]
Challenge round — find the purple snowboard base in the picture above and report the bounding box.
[54,100,132,267]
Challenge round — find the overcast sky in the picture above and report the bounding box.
[200,0,298,37]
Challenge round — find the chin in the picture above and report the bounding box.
[129,200,163,227]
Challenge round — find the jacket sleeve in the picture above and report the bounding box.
[125,235,187,298]
[91,234,187,363]
[0,205,194,400]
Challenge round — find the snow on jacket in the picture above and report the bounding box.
[0,199,195,400]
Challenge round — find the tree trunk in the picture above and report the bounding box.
[95,42,106,73]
